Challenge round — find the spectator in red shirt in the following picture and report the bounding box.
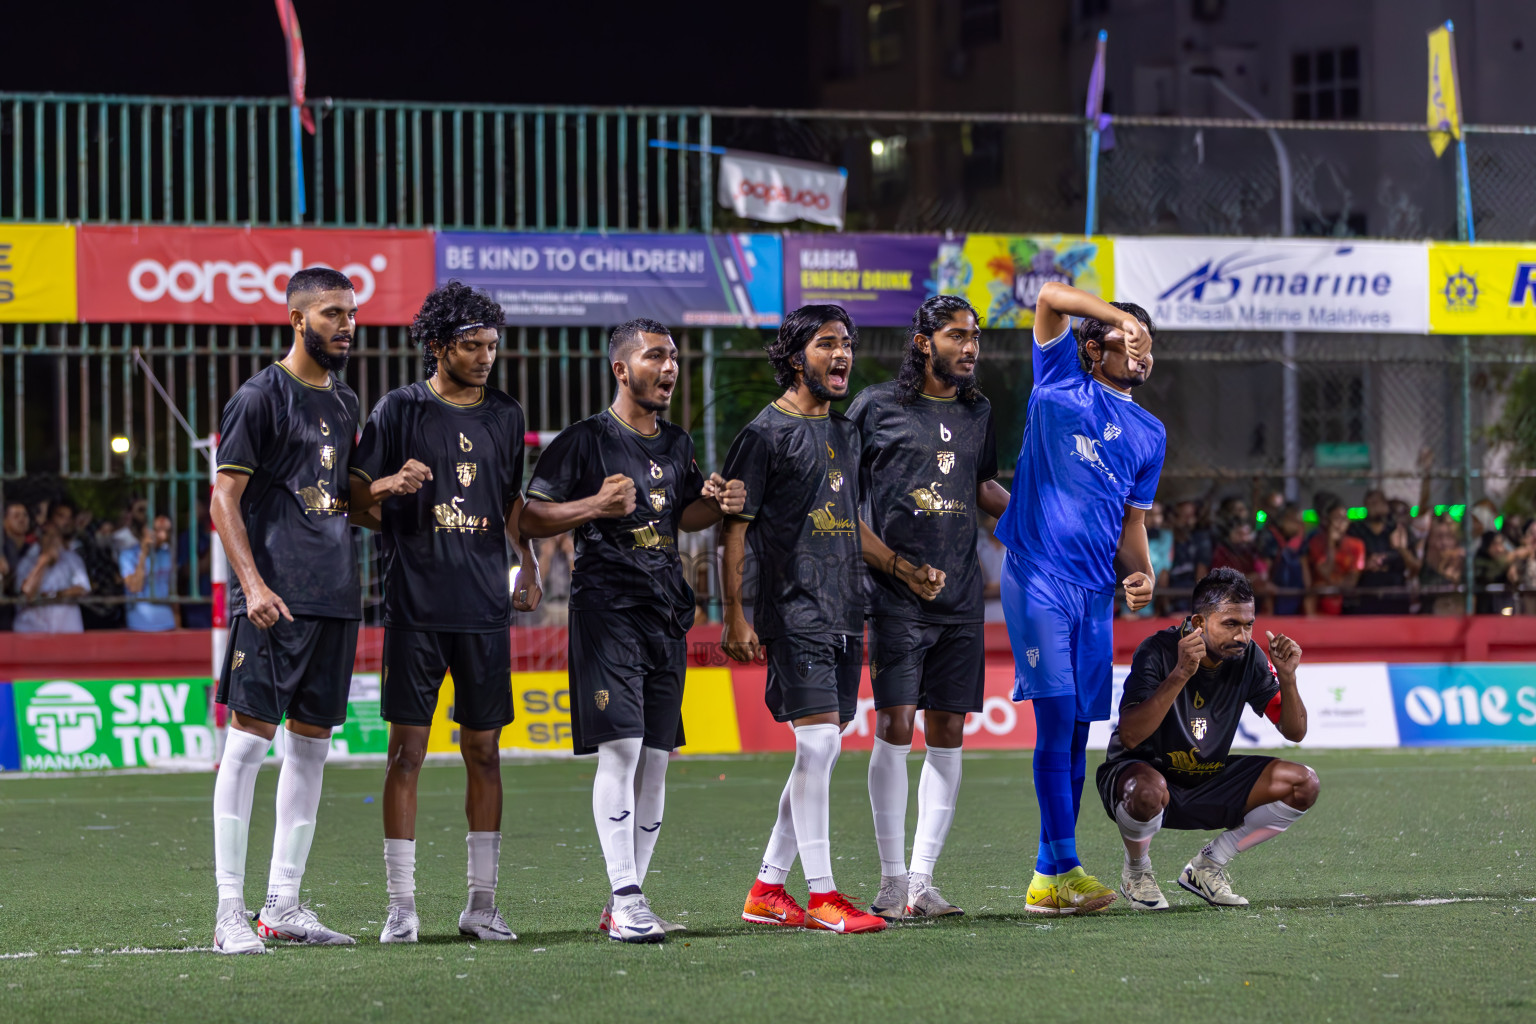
[1305,502,1365,615]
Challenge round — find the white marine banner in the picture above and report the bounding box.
[1115,236,1429,333]
[717,149,846,230]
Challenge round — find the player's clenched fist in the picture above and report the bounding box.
[902,562,946,601]
[1122,570,1154,612]
[721,615,760,663]
[381,458,432,497]
[591,473,637,517]
[1265,630,1302,677]
[1175,624,1205,678]
[245,580,294,630]
[703,473,747,516]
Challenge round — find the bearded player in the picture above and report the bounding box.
[994,281,1163,914]
[1100,568,1317,910]
[521,318,744,944]
[350,281,541,944]
[846,294,1009,920]
[210,267,362,953]
[722,304,942,936]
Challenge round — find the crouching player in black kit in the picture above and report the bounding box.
[520,318,745,944]
[350,282,541,944]
[1098,568,1319,910]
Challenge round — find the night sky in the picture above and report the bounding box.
[3,1,815,107]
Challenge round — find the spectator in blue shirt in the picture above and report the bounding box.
[121,512,178,631]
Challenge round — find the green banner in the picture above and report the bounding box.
[14,678,214,772]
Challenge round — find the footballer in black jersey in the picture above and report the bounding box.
[351,282,541,942]
[209,267,364,951]
[844,295,1011,919]
[1097,569,1319,911]
[521,318,744,942]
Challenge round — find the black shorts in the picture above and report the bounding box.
[868,616,984,715]
[1096,754,1276,832]
[764,632,863,724]
[217,615,360,729]
[568,606,687,757]
[382,627,513,731]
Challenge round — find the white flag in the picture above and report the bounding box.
[717,150,845,230]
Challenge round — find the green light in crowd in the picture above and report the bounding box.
[1302,509,1319,524]
[1450,504,1466,521]
[1495,516,1504,530]
[1434,504,1448,516]
[1347,507,1367,520]
[1256,510,1267,524]
[1410,505,1420,517]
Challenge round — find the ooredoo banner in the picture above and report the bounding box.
[76,226,435,324]
[1116,236,1428,333]
[718,150,846,231]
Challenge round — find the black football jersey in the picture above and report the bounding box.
[352,381,526,632]
[1105,626,1282,784]
[721,403,864,640]
[846,381,998,623]
[215,362,361,620]
[526,409,705,634]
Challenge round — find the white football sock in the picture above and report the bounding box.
[265,730,329,905]
[1203,800,1307,866]
[384,838,416,912]
[910,744,962,877]
[1114,798,1164,870]
[593,737,643,892]
[632,745,670,886]
[790,723,840,894]
[868,736,911,877]
[212,727,270,903]
[466,831,500,910]
[756,776,796,887]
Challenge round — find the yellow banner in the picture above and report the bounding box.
[1426,22,1461,158]
[938,234,1113,330]
[424,668,742,755]
[1428,244,1536,334]
[0,224,77,322]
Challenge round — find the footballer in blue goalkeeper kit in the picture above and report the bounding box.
[993,280,1164,914]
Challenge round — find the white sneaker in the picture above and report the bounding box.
[906,873,964,917]
[213,903,266,955]
[379,905,419,943]
[1178,852,1249,907]
[870,874,908,921]
[608,894,666,944]
[600,894,685,934]
[256,899,357,945]
[458,904,516,941]
[1120,862,1169,911]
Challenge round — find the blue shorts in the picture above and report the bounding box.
[1000,551,1115,722]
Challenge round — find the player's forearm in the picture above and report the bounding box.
[1276,679,1307,741]
[348,476,383,530]
[210,489,267,598]
[1117,521,1154,581]
[977,479,1010,520]
[679,498,723,533]
[857,520,914,582]
[1038,281,1130,334]
[721,519,749,621]
[1117,671,1192,748]
[518,497,602,539]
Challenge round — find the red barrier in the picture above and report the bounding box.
[1,616,1532,682]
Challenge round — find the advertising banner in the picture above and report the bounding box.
[1115,237,1428,333]
[1427,243,1536,334]
[783,234,942,327]
[936,234,1113,330]
[1389,664,1536,746]
[0,224,78,322]
[437,232,782,327]
[718,151,846,230]
[12,679,214,772]
[76,226,435,324]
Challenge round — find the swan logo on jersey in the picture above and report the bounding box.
[807,502,854,535]
[1026,648,1040,669]
[456,462,477,487]
[1103,422,1122,442]
[936,451,955,474]
[1071,433,1119,485]
[1191,717,1208,741]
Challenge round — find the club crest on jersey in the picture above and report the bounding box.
[1191,717,1208,741]
[456,462,477,487]
[231,650,246,670]
[936,450,956,474]
[319,419,331,437]
[939,422,952,442]
[649,460,663,480]
[1026,647,1040,669]
[1070,433,1120,485]
[459,432,473,453]
[650,488,668,511]
[828,469,844,492]
[594,690,610,710]
[1103,422,1122,442]
[319,444,336,470]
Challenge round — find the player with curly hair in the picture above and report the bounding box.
[349,281,541,944]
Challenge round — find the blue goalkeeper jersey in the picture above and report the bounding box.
[995,325,1166,590]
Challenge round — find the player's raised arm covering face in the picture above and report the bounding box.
[1076,301,1156,391]
[287,267,357,374]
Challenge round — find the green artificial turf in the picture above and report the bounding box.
[1,749,1532,1023]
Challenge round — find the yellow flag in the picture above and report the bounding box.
[1426,22,1461,158]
